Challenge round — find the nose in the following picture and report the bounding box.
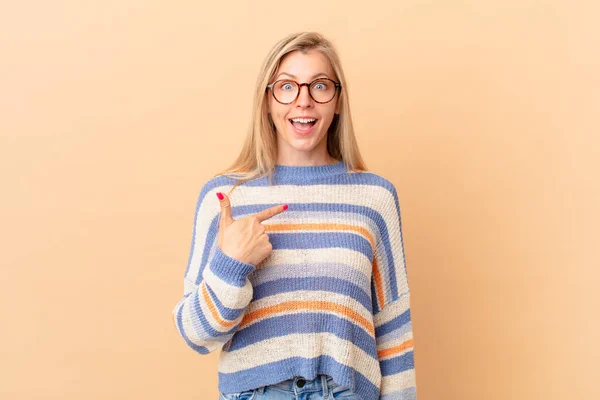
[295,84,313,108]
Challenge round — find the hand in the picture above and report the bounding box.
[216,192,288,266]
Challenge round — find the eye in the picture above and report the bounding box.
[312,81,328,90]
[279,81,295,91]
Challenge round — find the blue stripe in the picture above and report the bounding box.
[379,350,415,375]
[375,309,412,336]
[226,312,378,358]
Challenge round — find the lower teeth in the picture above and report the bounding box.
[292,121,314,131]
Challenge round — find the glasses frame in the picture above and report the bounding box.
[266,78,342,104]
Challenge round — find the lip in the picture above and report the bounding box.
[288,118,318,136]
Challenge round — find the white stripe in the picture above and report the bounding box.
[256,247,372,281]
[250,257,370,293]
[374,292,411,326]
[380,369,416,394]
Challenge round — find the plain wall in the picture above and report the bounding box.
[1,1,598,399]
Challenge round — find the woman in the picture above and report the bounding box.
[172,32,417,400]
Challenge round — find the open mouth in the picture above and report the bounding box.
[288,117,318,133]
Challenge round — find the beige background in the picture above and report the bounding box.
[1,1,598,399]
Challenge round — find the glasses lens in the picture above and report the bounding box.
[310,79,336,103]
[273,80,298,104]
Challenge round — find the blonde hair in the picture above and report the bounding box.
[214,31,368,192]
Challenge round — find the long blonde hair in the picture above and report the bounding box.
[214,32,368,192]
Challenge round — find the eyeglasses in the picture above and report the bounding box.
[266,78,341,104]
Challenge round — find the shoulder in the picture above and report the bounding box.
[193,174,243,214]
[348,169,399,199]
[197,173,244,196]
[348,171,404,222]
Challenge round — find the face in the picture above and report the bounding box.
[267,50,341,161]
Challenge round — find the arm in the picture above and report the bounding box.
[372,182,417,399]
[171,180,256,354]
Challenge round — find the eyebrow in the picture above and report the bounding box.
[276,72,331,80]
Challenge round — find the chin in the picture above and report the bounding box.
[288,132,324,146]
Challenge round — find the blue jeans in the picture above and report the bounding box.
[219,374,361,399]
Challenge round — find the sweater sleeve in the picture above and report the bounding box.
[371,182,417,399]
[171,180,256,354]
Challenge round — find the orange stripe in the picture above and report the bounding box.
[265,223,375,248]
[200,282,240,328]
[377,339,413,359]
[372,255,385,312]
[265,222,386,311]
[240,300,375,336]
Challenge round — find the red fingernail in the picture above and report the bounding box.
[216,192,224,200]
[283,204,288,210]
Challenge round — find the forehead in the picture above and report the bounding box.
[276,49,335,79]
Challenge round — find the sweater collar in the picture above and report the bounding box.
[272,160,347,182]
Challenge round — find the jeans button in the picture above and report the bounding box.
[296,378,306,387]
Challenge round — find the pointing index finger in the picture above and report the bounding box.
[255,204,288,222]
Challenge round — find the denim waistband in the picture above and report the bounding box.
[257,374,335,395]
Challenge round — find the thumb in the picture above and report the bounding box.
[216,192,234,230]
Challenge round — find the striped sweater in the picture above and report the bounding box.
[171,160,417,400]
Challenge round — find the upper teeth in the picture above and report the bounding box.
[291,118,316,123]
